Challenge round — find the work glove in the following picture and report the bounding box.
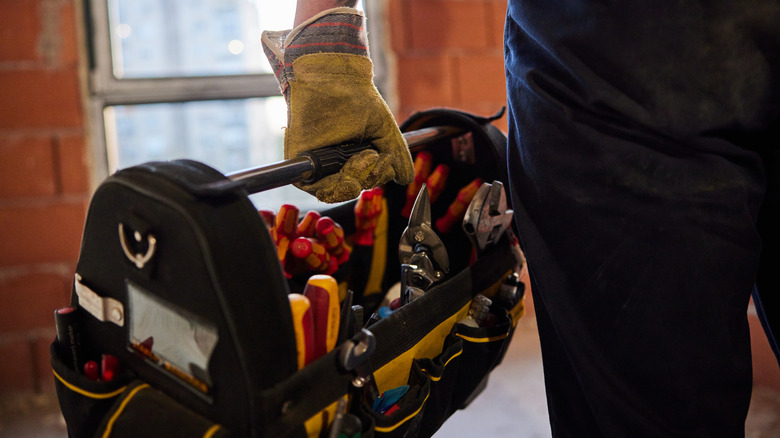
[261,8,414,203]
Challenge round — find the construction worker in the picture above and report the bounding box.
[266,1,780,437]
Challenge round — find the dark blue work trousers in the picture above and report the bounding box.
[504,1,780,436]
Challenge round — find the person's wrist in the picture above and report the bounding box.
[286,8,368,58]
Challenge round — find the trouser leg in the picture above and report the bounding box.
[506,91,763,436]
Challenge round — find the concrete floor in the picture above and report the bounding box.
[1,314,779,438]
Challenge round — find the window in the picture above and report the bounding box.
[87,0,387,210]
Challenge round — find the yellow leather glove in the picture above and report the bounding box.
[262,8,414,203]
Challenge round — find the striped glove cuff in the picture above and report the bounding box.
[261,8,369,100]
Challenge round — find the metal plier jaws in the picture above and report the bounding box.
[462,181,514,254]
[337,329,378,413]
[399,184,450,304]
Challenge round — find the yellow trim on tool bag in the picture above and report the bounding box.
[509,296,525,326]
[420,349,463,382]
[373,270,510,392]
[101,383,150,438]
[374,392,430,433]
[374,301,471,393]
[52,369,128,399]
[202,424,222,438]
[455,332,510,343]
[363,198,389,297]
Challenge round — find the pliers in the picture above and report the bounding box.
[398,184,450,304]
[462,180,514,255]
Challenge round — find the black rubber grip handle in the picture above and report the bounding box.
[298,142,374,184]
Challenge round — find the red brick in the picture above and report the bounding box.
[0,200,87,266]
[0,136,57,198]
[0,0,40,62]
[409,0,490,51]
[486,0,508,47]
[0,69,83,130]
[57,135,89,195]
[56,1,79,66]
[34,333,57,393]
[455,52,506,105]
[0,271,71,333]
[397,54,458,108]
[387,0,411,53]
[0,338,36,393]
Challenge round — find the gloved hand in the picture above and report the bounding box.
[262,8,414,203]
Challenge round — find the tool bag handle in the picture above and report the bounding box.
[226,126,466,194]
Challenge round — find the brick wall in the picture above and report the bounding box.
[388,0,509,133]
[0,0,88,394]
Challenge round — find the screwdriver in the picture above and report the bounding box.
[401,151,434,218]
[304,275,341,360]
[288,293,315,369]
[291,237,334,274]
[297,210,321,238]
[316,217,350,264]
[275,204,300,242]
[435,178,483,234]
[353,188,384,246]
[425,164,450,203]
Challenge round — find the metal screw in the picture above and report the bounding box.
[111,308,123,323]
[414,230,425,242]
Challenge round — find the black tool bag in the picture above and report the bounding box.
[51,108,525,438]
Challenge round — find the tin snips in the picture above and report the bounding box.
[398,184,450,305]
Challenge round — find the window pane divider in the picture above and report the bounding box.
[91,73,282,106]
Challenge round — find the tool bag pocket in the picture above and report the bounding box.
[93,381,230,438]
[51,328,231,438]
[413,333,464,437]
[51,341,133,438]
[450,309,514,410]
[358,362,432,438]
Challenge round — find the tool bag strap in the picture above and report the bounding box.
[262,237,515,437]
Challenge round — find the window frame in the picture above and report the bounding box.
[85,0,389,188]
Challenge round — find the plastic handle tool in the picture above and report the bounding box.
[288,293,315,369]
[304,274,341,360]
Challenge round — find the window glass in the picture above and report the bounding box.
[108,0,362,78]
[101,0,366,210]
[105,98,326,210]
[109,0,277,77]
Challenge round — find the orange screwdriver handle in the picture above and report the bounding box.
[435,178,483,234]
[275,204,300,242]
[297,210,321,238]
[258,209,276,228]
[354,188,384,246]
[426,164,450,203]
[401,151,434,218]
[288,293,315,369]
[303,275,341,360]
[290,237,330,273]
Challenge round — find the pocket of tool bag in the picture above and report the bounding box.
[413,333,465,437]
[93,381,230,438]
[50,341,133,438]
[450,308,513,409]
[360,361,432,438]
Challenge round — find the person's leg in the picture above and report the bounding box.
[504,1,780,436]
